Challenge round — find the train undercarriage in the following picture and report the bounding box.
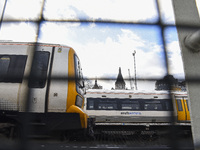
[0,110,95,140]
[0,110,191,143]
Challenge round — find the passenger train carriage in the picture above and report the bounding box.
[0,42,89,137]
[84,89,191,129]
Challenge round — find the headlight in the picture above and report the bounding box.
[76,95,83,108]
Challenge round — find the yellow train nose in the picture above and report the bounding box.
[67,105,88,128]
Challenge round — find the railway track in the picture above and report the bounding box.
[0,125,194,150]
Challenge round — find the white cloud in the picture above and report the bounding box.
[159,0,175,24]
[0,22,37,42]
[166,41,185,79]
[3,0,42,20]
[65,27,167,83]
[37,22,82,45]
[136,48,166,78]
[118,29,145,48]
[44,0,157,22]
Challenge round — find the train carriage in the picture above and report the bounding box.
[0,42,89,137]
[84,89,191,129]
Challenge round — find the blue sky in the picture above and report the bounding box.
[0,0,199,90]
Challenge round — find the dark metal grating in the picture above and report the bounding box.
[0,0,196,149]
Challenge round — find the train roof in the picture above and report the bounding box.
[85,89,187,99]
[0,41,72,48]
[86,89,187,94]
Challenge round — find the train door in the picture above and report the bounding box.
[27,47,52,113]
[47,47,70,112]
[25,46,70,113]
[175,96,190,122]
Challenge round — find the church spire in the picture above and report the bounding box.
[115,67,126,89]
[116,67,124,82]
[92,77,103,89]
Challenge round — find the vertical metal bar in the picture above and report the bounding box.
[0,0,7,31]
[19,1,46,150]
[172,0,200,149]
[155,0,178,149]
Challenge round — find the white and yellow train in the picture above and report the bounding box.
[0,42,89,136]
[84,89,190,129]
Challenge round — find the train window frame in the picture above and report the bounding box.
[121,103,140,110]
[186,99,189,111]
[28,51,50,88]
[87,98,119,110]
[165,100,173,111]
[86,98,174,111]
[143,100,163,111]
[97,98,118,110]
[98,103,118,110]
[99,99,117,103]
[74,54,84,95]
[88,100,94,109]
[0,55,27,83]
[87,98,94,110]
[176,99,183,111]
[0,56,10,82]
[121,99,141,110]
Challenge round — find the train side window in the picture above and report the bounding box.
[98,103,117,110]
[121,100,140,110]
[74,55,85,95]
[87,98,118,110]
[87,100,94,110]
[28,51,50,88]
[144,100,163,110]
[0,57,10,81]
[165,100,173,110]
[0,55,27,83]
[176,99,183,111]
[121,103,140,110]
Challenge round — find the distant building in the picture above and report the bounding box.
[92,78,102,89]
[155,75,185,91]
[115,67,126,90]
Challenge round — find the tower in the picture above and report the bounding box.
[115,67,126,90]
[92,78,102,89]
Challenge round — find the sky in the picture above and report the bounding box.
[0,0,199,90]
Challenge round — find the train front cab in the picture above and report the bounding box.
[174,95,190,122]
[66,48,88,129]
[0,43,89,136]
[27,46,89,131]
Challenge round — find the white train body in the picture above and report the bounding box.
[0,42,88,130]
[84,89,190,126]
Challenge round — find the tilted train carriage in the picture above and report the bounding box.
[84,89,190,131]
[0,42,90,137]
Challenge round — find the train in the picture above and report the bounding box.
[0,42,91,138]
[84,89,191,131]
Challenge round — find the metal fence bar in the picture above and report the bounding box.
[0,0,197,149]
[173,0,200,149]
